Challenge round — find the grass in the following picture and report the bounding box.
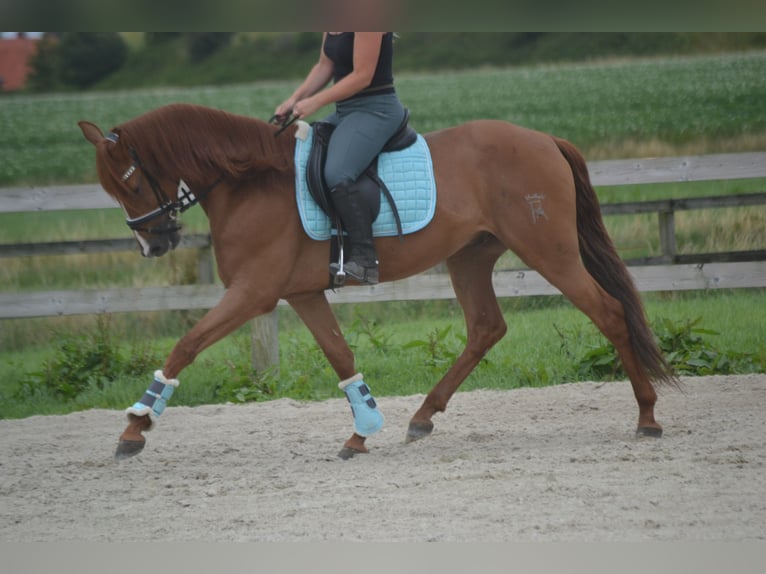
[1,51,765,186]
[1,289,764,420]
[1,52,765,418]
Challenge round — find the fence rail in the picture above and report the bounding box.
[1,151,765,323]
[5,261,765,322]
[3,151,765,214]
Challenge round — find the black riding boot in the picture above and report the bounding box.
[329,181,379,285]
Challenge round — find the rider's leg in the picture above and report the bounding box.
[328,178,380,284]
[323,95,405,285]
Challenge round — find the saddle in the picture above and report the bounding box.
[305,109,418,240]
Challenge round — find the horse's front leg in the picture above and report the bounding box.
[287,291,384,459]
[116,286,276,459]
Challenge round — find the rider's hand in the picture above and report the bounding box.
[273,99,295,122]
[292,96,322,120]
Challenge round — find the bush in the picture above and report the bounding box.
[144,32,182,46]
[186,33,234,63]
[56,33,128,89]
[16,316,161,401]
[26,35,61,91]
[575,316,764,380]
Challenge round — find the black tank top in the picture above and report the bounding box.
[323,32,395,97]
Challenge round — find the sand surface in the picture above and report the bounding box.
[1,374,764,542]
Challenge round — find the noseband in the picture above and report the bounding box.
[107,132,221,235]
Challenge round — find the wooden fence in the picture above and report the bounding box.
[2,152,765,368]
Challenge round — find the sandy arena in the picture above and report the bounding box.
[1,374,764,542]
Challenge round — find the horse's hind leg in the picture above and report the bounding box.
[538,261,662,435]
[407,235,507,442]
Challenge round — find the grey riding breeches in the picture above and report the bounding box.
[321,92,406,189]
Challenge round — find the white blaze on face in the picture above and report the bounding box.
[133,230,152,257]
[118,203,152,256]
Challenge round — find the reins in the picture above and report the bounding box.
[269,113,299,137]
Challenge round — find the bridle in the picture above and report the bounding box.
[106,131,222,235]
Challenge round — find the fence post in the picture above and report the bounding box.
[251,309,280,376]
[197,242,215,284]
[658,209,677,262]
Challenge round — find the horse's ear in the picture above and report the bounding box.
[78,121,105,146]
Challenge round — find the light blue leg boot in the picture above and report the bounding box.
[339,373,384,437]
[126,370,179,429]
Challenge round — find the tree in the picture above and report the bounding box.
[57,33,128,89]
[145,32,182,46]
[27,34,61,91]
[186,33,234,63]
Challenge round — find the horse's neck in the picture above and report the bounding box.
[202,176,299,285]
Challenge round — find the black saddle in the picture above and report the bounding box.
[306,108,418,239]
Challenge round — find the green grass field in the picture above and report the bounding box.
[2,50,765,186]
[1,289,764,420]
[1,51,764,418]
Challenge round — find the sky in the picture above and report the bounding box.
[1,32,44,38]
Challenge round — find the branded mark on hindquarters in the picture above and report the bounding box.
[525,193,548,223]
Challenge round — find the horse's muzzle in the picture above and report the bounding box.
[142,231,180,258]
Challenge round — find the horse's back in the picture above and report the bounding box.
[420,118,580,268]
[425,119,557,147]
[425,119,575,198]
[426,119,570,174]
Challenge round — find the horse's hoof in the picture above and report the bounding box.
[636,426,663,438]
[406,421,434,443]
[337,446,366,460]
[115,439,146,460]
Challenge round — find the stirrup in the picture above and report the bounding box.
[330,242,348,287]
[330,241,378,286]
[339,373,384,437]
[330,260,378,285]
[330,264,346,287]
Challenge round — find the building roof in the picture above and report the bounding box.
[0,37,39,91]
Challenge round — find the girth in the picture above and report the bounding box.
[305,108,418,239]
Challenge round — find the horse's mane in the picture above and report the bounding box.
[111,103,294,183]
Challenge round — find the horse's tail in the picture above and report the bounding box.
[554,137,678,387]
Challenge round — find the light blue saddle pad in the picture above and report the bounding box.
[294,124,437,241]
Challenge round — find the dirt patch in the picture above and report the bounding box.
[1,374,764,541]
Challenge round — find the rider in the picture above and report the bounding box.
[274,32,406,285]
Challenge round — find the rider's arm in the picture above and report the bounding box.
[291,33,384,119]
[274,33,334,118]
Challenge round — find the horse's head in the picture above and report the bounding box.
[79,120,183,257]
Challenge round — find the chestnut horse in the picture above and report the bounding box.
[79,103,675,460]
